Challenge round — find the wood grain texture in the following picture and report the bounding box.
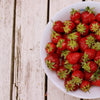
[12,0,47,100]
[48,0,81,100]
[0,0,14,100]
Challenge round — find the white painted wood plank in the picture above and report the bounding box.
[0,0,14,100]
[48,0,82,100]
[86,0,100,1]
[12,0,47,100]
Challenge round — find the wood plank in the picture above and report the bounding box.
[48,0,82,100]
[12,0,47,100]
[86,0,100,1]
[0,0,14,100]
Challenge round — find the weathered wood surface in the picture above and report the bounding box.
[0,0,14,100]
[0,0,100,100]
[48,0,81,100]
[12,0,47,100]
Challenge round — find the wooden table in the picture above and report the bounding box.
[0,0,100,100]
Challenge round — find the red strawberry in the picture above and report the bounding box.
[92,42,100,51]
[76,23,89,36]
[64,62,80,72]
[94,50,100,67]
[56,49,62,57]
[79,35,95,51]
[80,80,91,92]
[64,20,75,29]
[84,71,93,81]
[91,78,100,86]
[45,54,60,71]
[56,38,66,51]
[62,34,68,41]
[67,32,81,41]
[70,8,81,24]
[71,70,84,85]
[96,13,100,22]
[81,6,95,24]
[89,33,96,38]
[79,53,84,64]
[64,78,79,91]
[89,21,100,33]
[74,19,80,25]
[66,40,79,52]
[56,66,70,80]
[67,52,81,64]
[83,49,96,62]
[61,49,71,59]
[53,21,64,33]
[71,64,81,72]
[45,42,56,54]
[95,29,100,41]
[63,20,75,34]
[51,31,62,44]
[82,61,97,73]
[61,59,71,66]
[64,62,81,72]
[91,70,100,86]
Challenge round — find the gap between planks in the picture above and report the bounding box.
[10,0,16,100]
[47,0,83,100]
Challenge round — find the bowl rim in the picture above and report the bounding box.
[40,1,100,99]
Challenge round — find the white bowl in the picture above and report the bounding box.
[40,1,100,99]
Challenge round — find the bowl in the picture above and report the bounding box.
[40,1,100,99]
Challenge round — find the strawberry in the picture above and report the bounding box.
[80,80,91,92]
[82,49,96,62]
[51,31,62,44]
[96,13,100,22]
[81,6,95,24]
[92,42,100,51]
[67,52,81,64]
[79,35,95,51]
[70,8,81,24]
[45,42,56,54]
[89,33,96,39]
[61,59,71,67]
[74,20,80,25]
[71,70,84,85]
[95,29,100,41]
[91,78,100,86]
[56,66,70,80]
[94,50,100,67]
[84,71,93,81]
[45,54,60,71]
[72,64,81,72]
[64,78,79,91]
[91,70,100,86]
[66,40,79,52]
[63,20,75,34]
[67,32,81,41]
[61,49,71,59]
[76,23,89,36]
[82,61,97,73]
[53,21,64,33]
[56,49,61,57]
[56,38,66,51]
[64,62,80,72]
[68,63,81,72]
[89,21,100,33]
[62,34,68,41]
[79,53,84,64]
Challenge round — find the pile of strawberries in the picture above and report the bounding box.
[45,6,100,92]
